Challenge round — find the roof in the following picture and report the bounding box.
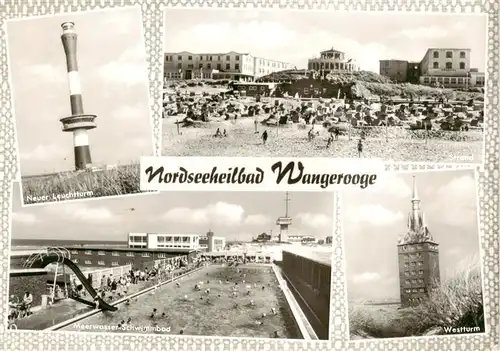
[64,246,200,254]
[164,50,250,56]
[231,82,274,86]
[320,48,344,54]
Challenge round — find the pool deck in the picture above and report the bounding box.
[11,268,187,330]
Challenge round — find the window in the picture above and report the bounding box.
[405,279,411,285]
[71,250,78,255]
[460,51,466,58]
[433,62,439,69]
[126,252,134,257]
[404,272,409,277]
[158,253,166,258]
[158,236,165,243]
[207,64,211,69]
[111,261,119,266]
[142,253,150,257]
[226,64,230,70]
[98,251,105,256]
[433,51,439,58]
[199,64,203,69]
[111,252,119,256]
[177,63,182,69]
[423,77,429,83]
[419,288,425,293]
[177,55,181,60]
[85,260,92,265]
[446,62,452,69]
[217,64,222,70]
[459,62,465,69]
[446,51,453,59]
[235,64,240,70]
[187,64,193,69]
[236,55,240,61]
[419,270,424,275]
[226,55,230,60]
[417,261,423,266]
[85,250,92,255]
[188,56,192,60]
[98,261,105,266]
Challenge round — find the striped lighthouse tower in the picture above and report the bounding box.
[59,22,97,171]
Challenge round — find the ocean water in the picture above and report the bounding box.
[11,239,127,250]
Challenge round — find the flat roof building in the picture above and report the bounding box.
[164,51,293,81]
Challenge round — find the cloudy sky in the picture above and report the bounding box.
[342,170,481,303]
[7,7,152,176]
[163,9,486,73]
[11,183,334,243]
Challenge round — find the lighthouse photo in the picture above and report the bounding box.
[342,169,484,340]
[6,7,153,205]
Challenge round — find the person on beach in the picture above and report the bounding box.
[357,139,363,158]
[262,130,268,145]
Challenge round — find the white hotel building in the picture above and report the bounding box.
[128,233,201,250]
[128,232,226,252]
[164,51,293,81]
[419,48,485,89]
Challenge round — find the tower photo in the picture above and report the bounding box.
[343,170,484,340]
[59,21,97,171]
[6,7,153,205]
[397,176,440,308]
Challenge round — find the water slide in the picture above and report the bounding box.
[29,253,117,312]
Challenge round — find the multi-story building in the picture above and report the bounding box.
[128,232,201,250]
[379,60,409,83]
[163,51,292,81]
[308,48,360,75]
[379,60,421,84]
[66,246,197,270]
[419,48,484,89]
[397,176,440,308]
[199,230,226,252]
[379,48,484,89]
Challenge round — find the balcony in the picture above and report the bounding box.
[60,114,97,132]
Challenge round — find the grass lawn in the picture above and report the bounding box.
[162,117,483,163]
[62,264,301,339]
[21,164,144,205]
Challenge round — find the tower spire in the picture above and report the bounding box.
[412,175,419,201]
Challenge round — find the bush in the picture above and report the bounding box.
[349,262,484,339]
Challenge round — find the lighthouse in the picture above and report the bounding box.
[59,22,97,171]
[276,192,292,243]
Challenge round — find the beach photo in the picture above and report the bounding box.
[6,6,153,205]
[8,185,334,340]
[162,9,485,164]
[342,170,484,340]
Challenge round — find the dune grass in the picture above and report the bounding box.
[21,163,143,204]
[349,263,484,339]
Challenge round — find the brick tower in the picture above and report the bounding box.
[397,175,440,308]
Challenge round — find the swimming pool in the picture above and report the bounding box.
[62,264,302,339]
